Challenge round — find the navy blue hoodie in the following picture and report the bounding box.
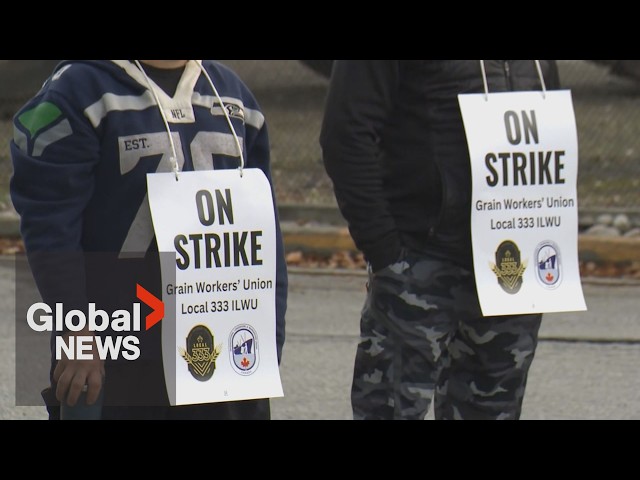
[11,60,288,363]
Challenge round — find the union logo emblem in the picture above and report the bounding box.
[489,240,527,294]
[229,324,259,376]
[535,241,561,289]
[179,325,222,381]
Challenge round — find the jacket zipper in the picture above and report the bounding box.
[503,60,513,90]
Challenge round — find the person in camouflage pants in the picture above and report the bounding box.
[320,60,558,420]
[352,248,542,420]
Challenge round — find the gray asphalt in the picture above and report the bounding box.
[271,270,640,420]
[1,259,639,420]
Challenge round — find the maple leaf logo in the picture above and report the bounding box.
[546,272,555,282]
[241,357,250,368]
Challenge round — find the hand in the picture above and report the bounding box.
[53,330,105,407]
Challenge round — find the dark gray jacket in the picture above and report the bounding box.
[320,60,561,272]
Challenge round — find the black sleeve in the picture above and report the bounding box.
[319,60,403,272]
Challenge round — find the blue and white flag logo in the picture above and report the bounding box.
[535,241,561,289]
[229,324,259,375]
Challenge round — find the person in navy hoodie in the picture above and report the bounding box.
[11,60,288,420]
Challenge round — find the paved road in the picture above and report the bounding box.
[1,259,639,420]
[271,270,640,420]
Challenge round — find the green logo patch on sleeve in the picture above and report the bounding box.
[17,102,63,138]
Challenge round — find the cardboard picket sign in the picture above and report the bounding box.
[147,168,283,406]
[458,90,587,316]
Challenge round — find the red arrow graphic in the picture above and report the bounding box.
[136,284,164,330]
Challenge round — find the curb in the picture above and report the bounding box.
[2,207,639,264]
[0,213,19,238]
[281,222,355,253]
[278,205,640,264]
[578,235,640,263]
[286,265,639,286]
[282,223,640,263]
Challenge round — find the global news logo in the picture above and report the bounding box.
[25,284,164,361]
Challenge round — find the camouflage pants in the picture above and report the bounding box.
[352,249,542,420]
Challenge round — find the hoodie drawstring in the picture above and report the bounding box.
[195,61,245,177]
[134,60,181,181]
